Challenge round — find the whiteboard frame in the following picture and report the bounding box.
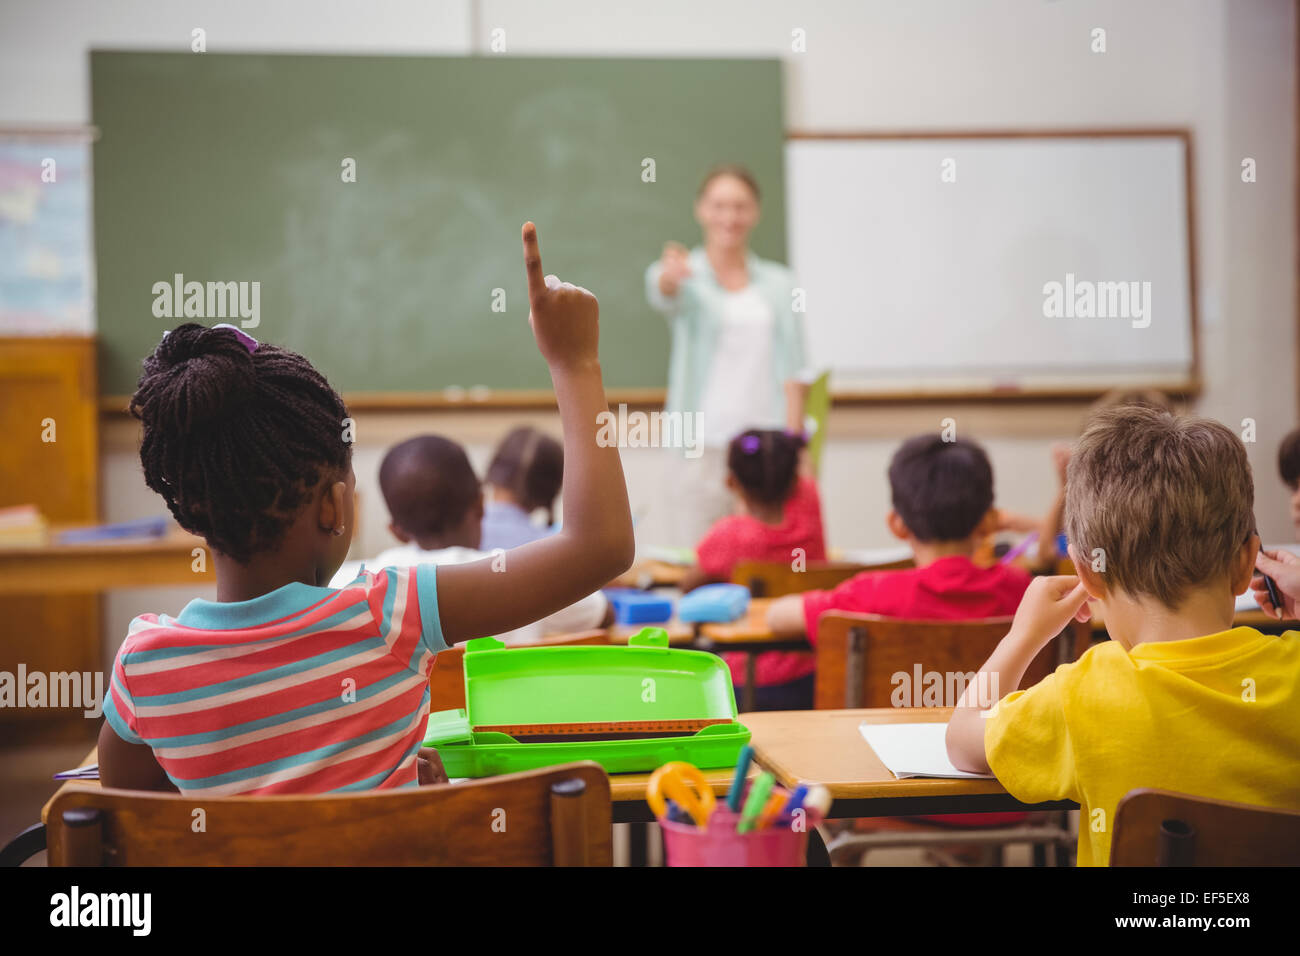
[785,128,1201,402]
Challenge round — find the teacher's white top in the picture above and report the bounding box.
[697,286,781,447]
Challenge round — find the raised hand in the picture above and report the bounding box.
[657,240,692,297]
[1051,442,1073,485]
[522,221,599,371]
[433,223,632,647]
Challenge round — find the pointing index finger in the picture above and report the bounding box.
[522,221,546,303]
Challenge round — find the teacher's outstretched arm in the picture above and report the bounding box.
[645,241,692,314]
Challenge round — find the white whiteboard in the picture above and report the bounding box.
[785,136,1195,393]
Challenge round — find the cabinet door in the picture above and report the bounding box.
[0,337,100,740]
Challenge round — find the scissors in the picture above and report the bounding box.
[646,761,716,828]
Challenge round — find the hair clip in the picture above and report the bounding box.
[740,434,762,454]
[212,323,259,353]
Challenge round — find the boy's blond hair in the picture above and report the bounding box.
[1065,405,1253,608]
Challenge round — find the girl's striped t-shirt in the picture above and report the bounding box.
[101,565,445,796]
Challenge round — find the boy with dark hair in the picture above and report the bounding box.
[334,433,611,641]
[766,433,1028,640]
[768,431,1032,833]
[379,435,483,547]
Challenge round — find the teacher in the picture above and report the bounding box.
[645,163,809,546]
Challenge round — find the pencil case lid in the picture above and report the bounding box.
[677,583,750,622]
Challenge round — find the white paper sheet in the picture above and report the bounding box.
[859,722,995,779]
[836,545,913,567]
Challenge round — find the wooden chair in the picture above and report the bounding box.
[429,630,608,711]
[813,613,1091,710]
[732,559,900,597]
[1111,788,1300,866]
[45,761,612,866]
[812,612,1092,866]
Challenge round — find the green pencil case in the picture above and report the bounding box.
[422,627,751,778]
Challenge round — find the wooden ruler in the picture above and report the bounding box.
[473,718,730,742]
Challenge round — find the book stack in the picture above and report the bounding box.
[0,504,48,548]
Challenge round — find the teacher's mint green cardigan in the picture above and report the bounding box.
[644,246,808,419]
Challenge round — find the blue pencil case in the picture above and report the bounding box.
[55,516,169,544]
[677,583,750,623]
[604,588,674,624]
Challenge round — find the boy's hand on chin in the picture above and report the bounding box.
[1009,575,1091,648]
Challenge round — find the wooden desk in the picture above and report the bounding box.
[693,598,812,711]
[607,558,689,590]
[0,529,213,595]
[745,707,1076,819]
[604,599,784,649]
[696,597,777,643]
[606,620,695,645]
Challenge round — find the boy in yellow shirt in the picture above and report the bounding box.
[946,405,1300,866]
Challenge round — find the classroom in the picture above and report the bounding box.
[0,0,1297,898]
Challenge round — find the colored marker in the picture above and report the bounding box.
[781,784,809,817]
[755,789,789,830]
[726,745,754,812]
[737,772,775,833]
[999,531,1039,565]
[800,784,832,823]
[665,799,693,826]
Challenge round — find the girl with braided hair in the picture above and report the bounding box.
[677,427,826,710]
[98,223,635,795]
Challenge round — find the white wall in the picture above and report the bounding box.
[1,0,1294,664]
[0,0,470,123]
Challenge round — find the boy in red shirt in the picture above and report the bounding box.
[769,432,1032,834]
[768,433,1030,646]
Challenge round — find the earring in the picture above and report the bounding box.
[331,526,345,537]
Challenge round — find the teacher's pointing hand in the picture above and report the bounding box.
[657,241,692,297]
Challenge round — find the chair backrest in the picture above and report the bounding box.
[733,559,904,598]
[813,612,1090,709]
[1110,787,1300,866]
[429,630,609,712]
[46,761,612,866]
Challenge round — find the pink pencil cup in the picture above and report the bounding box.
[659,808,813,867]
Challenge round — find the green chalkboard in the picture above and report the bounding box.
[90,52,787,398]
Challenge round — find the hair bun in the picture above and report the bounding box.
[136,323,256,427]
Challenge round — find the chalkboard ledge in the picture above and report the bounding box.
[98,380,1200,416]
[98,388,669,415]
